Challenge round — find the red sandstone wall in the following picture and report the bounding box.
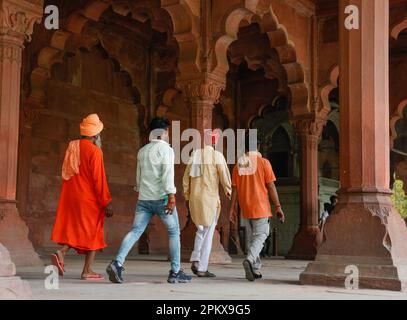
[22,47,142,255]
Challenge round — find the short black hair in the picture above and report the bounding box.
[149,117,170,131]
[245,131,260,152]
[323,203,331,211]
[330,195,338,204]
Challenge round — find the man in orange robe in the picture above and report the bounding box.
[51,114,113,280]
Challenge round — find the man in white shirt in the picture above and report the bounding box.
[107,117,192,284]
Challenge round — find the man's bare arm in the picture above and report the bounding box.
[228,187,238,224]
[267,182,285,223]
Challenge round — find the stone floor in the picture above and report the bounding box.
[16,255,407,300]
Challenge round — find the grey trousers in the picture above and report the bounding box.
[242,217,270,272]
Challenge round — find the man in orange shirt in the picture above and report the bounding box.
[229,132,285,281]
[51,114,113,280]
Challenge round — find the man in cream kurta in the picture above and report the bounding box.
[183,132,231,277]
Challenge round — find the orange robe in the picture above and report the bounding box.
[51,139,112,253]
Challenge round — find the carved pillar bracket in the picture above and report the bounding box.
[0,0,44,43]
[177,74,226,133]
[180,76,225,105]
[287,117,326,260]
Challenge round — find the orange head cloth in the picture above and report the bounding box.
[80,114,104,137]
[204,129,221,146]
[62,140,81,180]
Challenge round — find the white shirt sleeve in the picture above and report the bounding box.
[134,154,141,192]
[161,145,177,195]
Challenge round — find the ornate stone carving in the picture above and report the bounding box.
[294,118,326,138]
[365,203,392,252]
[365,204,391,223]
[0,0,44,42]
[178,78,225,104]
[0,44,21,63]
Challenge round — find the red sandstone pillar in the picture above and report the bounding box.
[0,0,43,267]
[17,104,42,218]
[287,119,324,260]
[300,0,407,291]
[178,75,232,264]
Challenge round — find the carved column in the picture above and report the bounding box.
[0,0,43,269]
[17,103,42,218]
[287,118,325,260]
[177,75,232,264]
[301,0,407,291]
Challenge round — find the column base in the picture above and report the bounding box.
[300,191,407,291]
[0,277,32,300]
[0,201,42,266]
[286,226,321,260]
[181,218,232,264]
[0,244,32,299]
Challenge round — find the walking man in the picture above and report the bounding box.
[106,117,192,284]
[229,132,285,281]
[183,130,231,277]
[51,114,113,280]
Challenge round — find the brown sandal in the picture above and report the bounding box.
[51,253,65,276]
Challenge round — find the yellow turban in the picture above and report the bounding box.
[80,114,104,137]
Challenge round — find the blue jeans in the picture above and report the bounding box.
[115,200,181,273]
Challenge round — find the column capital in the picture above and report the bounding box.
[0,0,44,42]
[293,117,326,138]
[177,73,226,105]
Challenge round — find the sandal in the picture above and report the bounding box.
[51,253,65,276]
[197,271,216,278]
[81,273,105,281]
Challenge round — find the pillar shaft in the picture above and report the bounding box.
[300,0,407,291]
[190,99,214,137]
[0,33,24,201]
[287,119,324,260]
[339,0,390,191]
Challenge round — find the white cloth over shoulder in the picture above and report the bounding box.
[190,150,203,178]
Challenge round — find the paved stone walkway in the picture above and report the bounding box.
[17,255,407,300]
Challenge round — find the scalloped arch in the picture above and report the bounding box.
[391,16,407,40]
[319,65,339,118]
[26,0,198,107]
[213,0,308,117]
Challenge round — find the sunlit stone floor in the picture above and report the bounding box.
[16,255,407,300]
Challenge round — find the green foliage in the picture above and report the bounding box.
[391,180,407,219]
